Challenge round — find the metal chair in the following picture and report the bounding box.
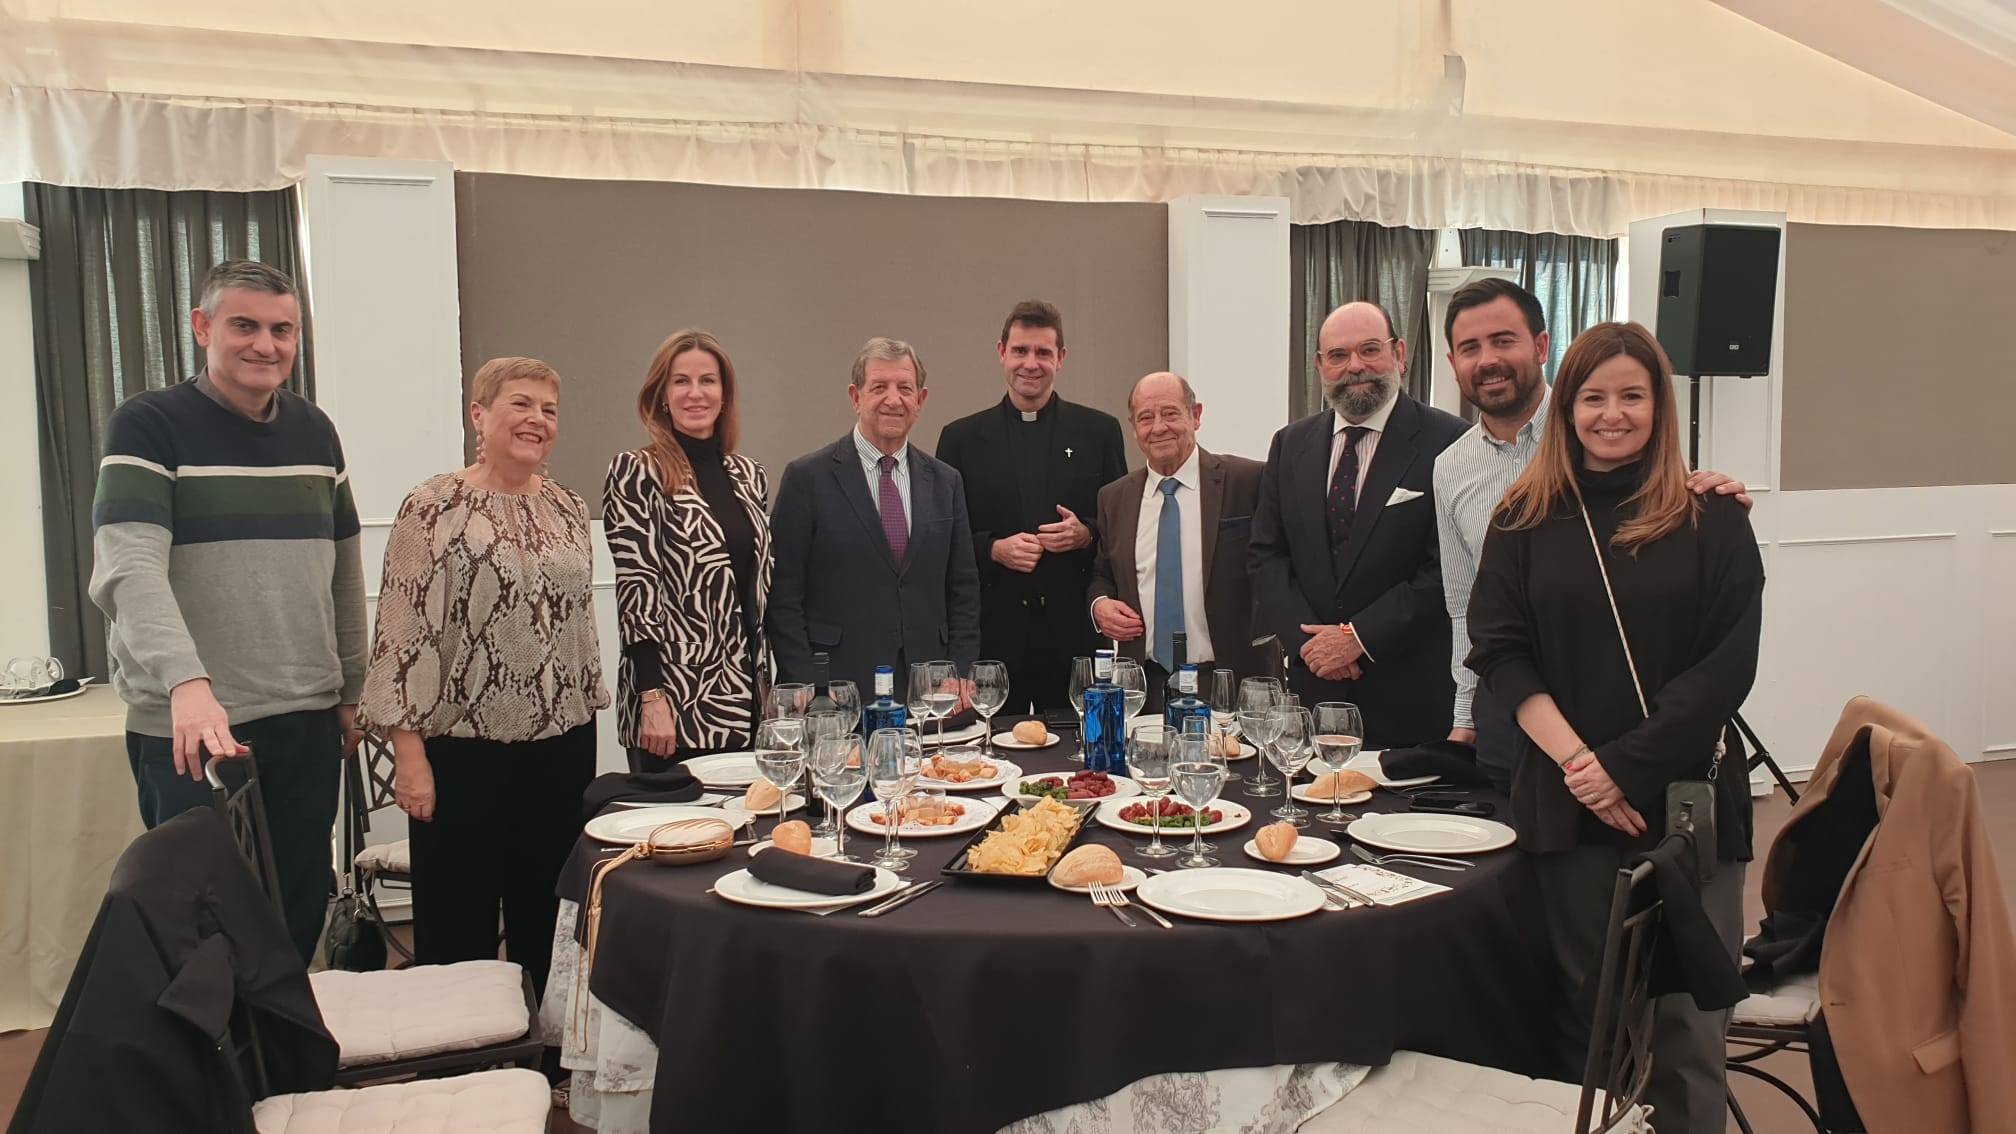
[207,754,544,1087]
[346,734,417,964]
[1301,845,1671,1133]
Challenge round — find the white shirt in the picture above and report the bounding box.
[852,426,911,530]
[1089,446,1215,663]
[1326,386,1399,502]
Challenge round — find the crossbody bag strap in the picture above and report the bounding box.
[1574,494,1723,780]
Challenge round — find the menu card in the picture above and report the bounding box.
[1316,863,1451,906]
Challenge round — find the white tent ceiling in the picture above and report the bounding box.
[3,0,2013,231]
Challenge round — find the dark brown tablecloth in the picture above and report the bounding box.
[560,720,1556,1133]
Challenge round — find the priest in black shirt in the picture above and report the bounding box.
[936,301,1128,713]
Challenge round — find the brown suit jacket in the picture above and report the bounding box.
[1765,698,2016,1134]
[1087,447,1266,680]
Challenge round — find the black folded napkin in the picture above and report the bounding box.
[1380,739,1493,787]
[747,847,877,895]
[580,770,703,823]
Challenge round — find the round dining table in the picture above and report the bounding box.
[549,720,1556,1133]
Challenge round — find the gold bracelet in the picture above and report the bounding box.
[1562,743,1592,768]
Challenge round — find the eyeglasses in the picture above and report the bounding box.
[1320,338,1395,368]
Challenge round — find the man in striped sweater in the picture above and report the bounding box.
[88,260,366,961]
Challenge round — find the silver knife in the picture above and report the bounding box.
[856,879,943,918]
[1298,871,1366,908]
[1350,845,1468,872]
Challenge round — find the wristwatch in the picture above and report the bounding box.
[638,689,666,706]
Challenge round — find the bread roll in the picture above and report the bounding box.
[1012,719,1049,745]
[1255,821,1300,862]
[1306,770,1376,800]
[1051,844,1124,887]
[1215,732,1244,758]
[744,779,783,811]
[770,820,812,856]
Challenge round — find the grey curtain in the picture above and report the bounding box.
[27,184,314,679]
[1289,220,1438,418]
[1457,229,1618,377]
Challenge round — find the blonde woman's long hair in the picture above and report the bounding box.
[635,330,740,493]
[1494,321,1696,553]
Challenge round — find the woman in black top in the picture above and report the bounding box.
[604,330,774,772]
[1466,322,1762,1134]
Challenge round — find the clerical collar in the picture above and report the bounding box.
[1005,392,1056,423]
[1020,409,1038,422]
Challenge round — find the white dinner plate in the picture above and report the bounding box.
[613,792,729,808]
[1347,812,1515,855]
[1291,784,1374,806]
[1047,864,1147,894]
[914,756,1022,793]
[712,865,904,910]
[1342,751,1435,789]
[0,683,92,706]
[1240,835,1342,866]
[1094,796,1252,837]
[990,729,1063,750]
[720,792,808,819]
[1003,772,1141,806]
[844,797,1000,838]
[1135,867,1326,923]
[681,752,762,788]
[584,804,749,845]
[920,721,988,747]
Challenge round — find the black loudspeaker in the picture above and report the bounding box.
[1655,224,1781,376]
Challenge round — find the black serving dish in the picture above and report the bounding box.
[939,798,1092,883]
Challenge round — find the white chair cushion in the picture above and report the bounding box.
[354,839,410,874]
[1732,969,1820,1026]
[1298,1050,1650,1134]
[310,960,530,1067]
[252,1067,550,1134]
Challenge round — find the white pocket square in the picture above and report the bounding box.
[1385,487,1425,506]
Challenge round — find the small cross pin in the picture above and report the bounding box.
[1065,447,1074,458]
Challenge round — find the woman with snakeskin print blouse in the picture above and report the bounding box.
[603,329,773,773]
[359,356,608,997]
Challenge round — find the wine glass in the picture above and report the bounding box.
[812,751,869,863]
[753,719,806,835]
[906,662,939,750]
[1172,759,1227,868]
[1066,656,1093,764]
[969,660,1009,757]
[867,727,920,869]
[1174,721,1217,853]
[926,659,960,749]
[766,682,812,724]
[1209,668,1241,782]
[1269,706,1315,826]
[804,711,850,837]
[1310,702,1365,825]
[1129,723,1178,859]
[826,680,861,737]
[1238,677,1286,796]
[1113,658,1148,722]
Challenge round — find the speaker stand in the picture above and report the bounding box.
[1688,373,1800,806]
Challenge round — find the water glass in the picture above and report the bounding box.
[926,659,960,748]
[1171,760,1226,868]
[4,656,62,697]
[1175,721,1217,852]
[1209,668,1240,781]
[753,719,807,826]
[1238,678,1286,795]
[805,724,851,837]
[813,758,869,863]
[1311,702,1365,825]
[766,682,812,723]
[826,680,861,736]
[1066,656,1093,764]
[867,727,920,869]
[1114,659,1148,721]
[970,660,1009,756]
[1129,723,1178,860]
[1269,706,1315,826]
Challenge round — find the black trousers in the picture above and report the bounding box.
[409,721,596,999]
[126,707,341,964]
[1003,636,1078,716]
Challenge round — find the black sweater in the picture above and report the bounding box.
[1465,461,1764,859]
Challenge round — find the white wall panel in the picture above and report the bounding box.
[1168,196,1291,462]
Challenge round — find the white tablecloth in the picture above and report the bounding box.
[541,899,1368,1133]
[0,686,144,1032]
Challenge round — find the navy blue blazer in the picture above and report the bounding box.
[766,433,982,697]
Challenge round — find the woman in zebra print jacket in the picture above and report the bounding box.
[604,330,774,772]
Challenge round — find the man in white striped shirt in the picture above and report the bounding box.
[1433,278,1747,792]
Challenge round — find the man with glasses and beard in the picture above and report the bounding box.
[1250,301,1467,748]
[1435,277,1749,791]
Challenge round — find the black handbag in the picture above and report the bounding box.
[322,757,388,972]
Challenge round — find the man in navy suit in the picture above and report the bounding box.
[1250,301,1468,749]
[768,337,982,698]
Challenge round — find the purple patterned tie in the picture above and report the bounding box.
[877,453,908,563]
[1327,425,1370,570]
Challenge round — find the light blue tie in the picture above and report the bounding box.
[1154,477,1184,671]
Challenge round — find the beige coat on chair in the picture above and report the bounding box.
[1765,698,2016,1133]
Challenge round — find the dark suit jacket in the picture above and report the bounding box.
[934,394,1127,663]
[1088,447,1267,681]
[767,432,982,696]
[1249,395,1468,747]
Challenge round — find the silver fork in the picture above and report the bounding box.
[1102,884,1172,930]
[1089,882,1136,928]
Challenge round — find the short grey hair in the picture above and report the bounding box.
[1127,371,1197,414]
[850,337,927,389]
[198,260,297,315]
